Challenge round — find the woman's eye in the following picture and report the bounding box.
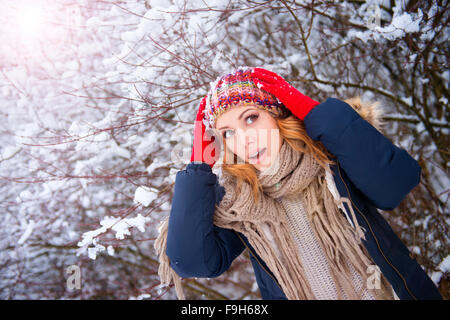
[245,114,258,125]
[222,114,258,139]
[223,129,234,139]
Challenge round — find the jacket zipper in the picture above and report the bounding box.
[336,161,417,300]
[233,231,285,294]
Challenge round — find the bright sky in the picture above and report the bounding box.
[0,0,82,63]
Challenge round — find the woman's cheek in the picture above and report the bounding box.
[227,138,240,160]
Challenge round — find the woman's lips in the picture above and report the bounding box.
[248,147,267,162]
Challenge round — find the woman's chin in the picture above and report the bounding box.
[255,163,270,171]
[249,156,272,171]
[249,148,281,172]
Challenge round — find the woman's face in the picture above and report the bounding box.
[215,105,282,171]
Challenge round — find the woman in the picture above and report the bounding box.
[155,67,442,300]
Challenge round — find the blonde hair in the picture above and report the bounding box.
[220,115,336,202]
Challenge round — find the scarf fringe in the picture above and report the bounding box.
[154,218,186,299]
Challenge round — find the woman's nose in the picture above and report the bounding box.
[237,128,257,148]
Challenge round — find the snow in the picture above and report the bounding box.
[18,220,35,245]
[211,50,224,71]
[439,96,448,105]
[146,158,172,175]
[187,14,204,35]
[379,12,421,39]
[134,186,158,207]
[129,293,152,300]
[112,214,149,239]
[0,146,21,160]
[107,245,115,256]
[438,255,450,273]
[77,214,150,259]
[88,244,104,260]
[431,255,450,285]
[347,8,422,43]
[415,121,425,133]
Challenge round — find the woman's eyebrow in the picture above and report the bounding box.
[217,108,256,130]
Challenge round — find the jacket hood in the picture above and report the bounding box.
[343,96,385,133]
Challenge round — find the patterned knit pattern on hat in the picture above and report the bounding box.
[203,67,285,129]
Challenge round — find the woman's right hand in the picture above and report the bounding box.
[190,96,220,168]
[251,67,320,121]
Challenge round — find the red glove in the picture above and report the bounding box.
[190,96,220,168]
[251,67,320,120]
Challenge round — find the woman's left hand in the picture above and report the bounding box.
[251,67,320,121]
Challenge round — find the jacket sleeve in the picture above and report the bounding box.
[166,162,245,278]
[303,98,422,211]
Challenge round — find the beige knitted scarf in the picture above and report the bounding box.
[155,138,394,299]
[155,96,396,299]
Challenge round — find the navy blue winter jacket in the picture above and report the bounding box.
[166,98,443,300]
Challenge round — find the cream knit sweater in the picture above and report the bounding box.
[277,193,376,299]
[276,191,400,300]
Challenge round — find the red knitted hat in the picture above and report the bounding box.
[203,67,288,129]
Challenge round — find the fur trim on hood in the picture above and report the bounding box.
[343,96,385,133]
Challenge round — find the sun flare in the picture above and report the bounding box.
[17,5,47,38]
